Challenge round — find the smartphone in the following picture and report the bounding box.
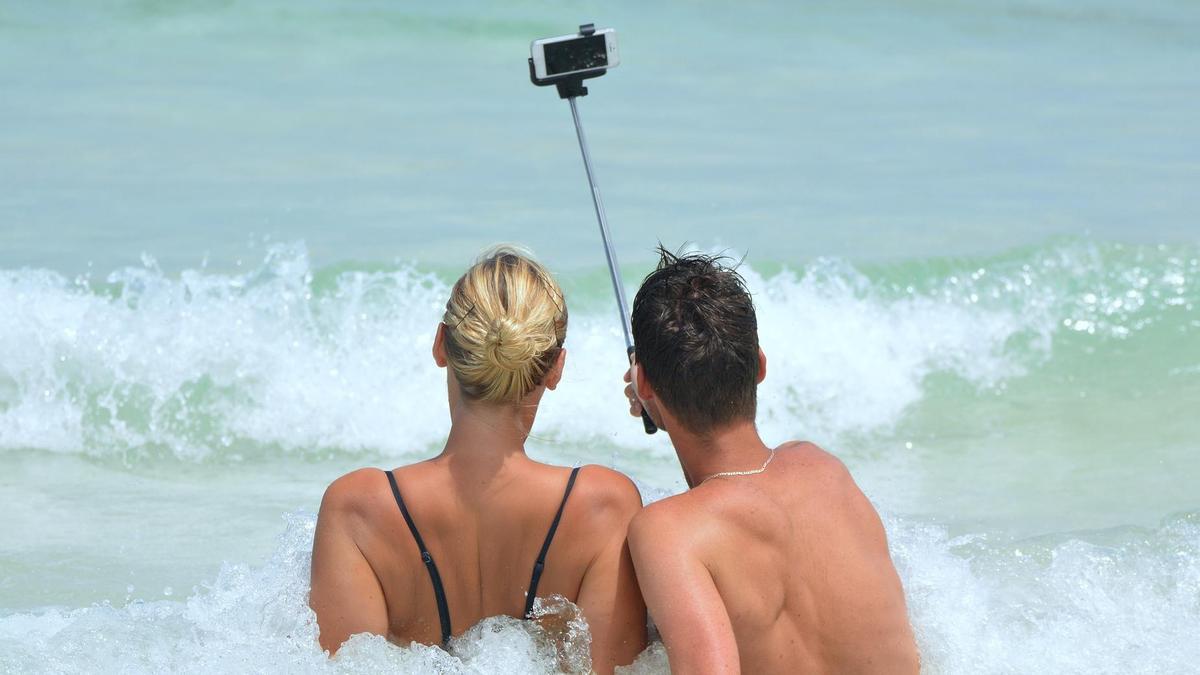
[530,28,619,81]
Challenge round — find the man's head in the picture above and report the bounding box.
[631,247,762,434]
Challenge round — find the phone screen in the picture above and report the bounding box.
[543,35,608,76]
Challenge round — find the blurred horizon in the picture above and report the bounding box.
[2,0,1198,275]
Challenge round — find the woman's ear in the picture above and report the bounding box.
[757,348,768,384]
[543,348,567,391]
[432,323,449,368]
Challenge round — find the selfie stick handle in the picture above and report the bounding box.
[566,97,658,436]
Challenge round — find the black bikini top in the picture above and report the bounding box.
[384,466,582,647]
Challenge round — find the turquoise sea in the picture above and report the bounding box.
[1,1,1198,672]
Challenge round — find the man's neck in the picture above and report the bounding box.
[668,419,773,488]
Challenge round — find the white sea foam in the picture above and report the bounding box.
[892,512,1200,674]
[0,243,451,458]
[2,241,1127,460]
[745,258,1045,443]
[2,509,1196,674]
[0,511,601,675]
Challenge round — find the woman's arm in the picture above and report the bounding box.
[574,469,649,673]
[309,471,390,654]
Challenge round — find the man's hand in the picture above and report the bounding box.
[623,367,644,417]
[625,363,666,432]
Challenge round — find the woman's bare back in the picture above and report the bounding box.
[311,457,646,672]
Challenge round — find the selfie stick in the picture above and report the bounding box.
[530,24,657,435]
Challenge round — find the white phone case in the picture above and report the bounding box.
[530,28,619,80]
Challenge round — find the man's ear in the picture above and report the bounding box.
[543,348,567,391]
[633,361,656,402]
[757,348,767,384]
[632,361,669,433]
[432,323,449,368]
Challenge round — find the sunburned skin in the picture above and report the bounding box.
[624,360,920,675]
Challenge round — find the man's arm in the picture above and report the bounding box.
[309,470,389,654]
[627,502,740,674]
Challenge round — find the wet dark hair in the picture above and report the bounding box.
[631,247,759,434]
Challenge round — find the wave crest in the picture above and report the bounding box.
[0,240,1194,460]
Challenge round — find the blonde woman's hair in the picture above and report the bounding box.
[442,245,568,404]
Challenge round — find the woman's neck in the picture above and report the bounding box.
[443,398,530,456]
[437,394,540,492]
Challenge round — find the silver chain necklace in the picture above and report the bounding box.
[697,448,776,486]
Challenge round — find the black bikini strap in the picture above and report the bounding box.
[524,466,582,618]
[386,470,453,647]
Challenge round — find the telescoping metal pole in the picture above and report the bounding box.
[567,97,633,347]
[566,96,657,435]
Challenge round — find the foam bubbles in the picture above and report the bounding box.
[748,258,1039,442]
[0,239,1195,460]
[4,508,1196,673]
[0,511,623,675]
[0,243,451,459]
[891,512,1200,674]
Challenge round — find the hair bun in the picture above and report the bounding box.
[484,316,540,373]
[441,246,568,403]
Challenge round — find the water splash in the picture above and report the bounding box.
[0,240,1195,460]
[0,512,621,675]
[3,508,1197,673]
[892,512,1200,674]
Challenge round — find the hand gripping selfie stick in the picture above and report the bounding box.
[530,24,657,435]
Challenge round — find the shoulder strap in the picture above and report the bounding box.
[386,470,453,647]
[524,466,582,618]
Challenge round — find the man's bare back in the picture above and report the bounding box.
[628,442,919,674]
[624,248,918,672]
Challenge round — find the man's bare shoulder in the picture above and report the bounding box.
[777,441,860,492]
[779,440,847,469]
[778,441,888,540]
[627,491,710,556]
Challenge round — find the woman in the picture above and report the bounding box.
[309,246,647,672]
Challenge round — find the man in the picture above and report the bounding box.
[623,249,920,674]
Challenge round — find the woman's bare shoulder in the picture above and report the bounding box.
[567,465,644,523]
[318,467,394,519]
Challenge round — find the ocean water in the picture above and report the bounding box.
[2,1,1199,673]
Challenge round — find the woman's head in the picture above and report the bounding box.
[440,246,568,404]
